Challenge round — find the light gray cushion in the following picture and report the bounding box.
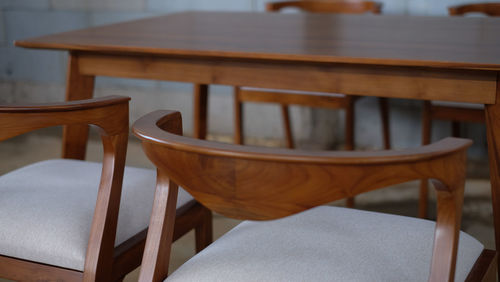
[0,159,194,271]
[167,206,483,282]
[431,100,484,110]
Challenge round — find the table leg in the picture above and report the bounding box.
[193,84,208,139]
[485,74,500,277]
[62,53,95,160]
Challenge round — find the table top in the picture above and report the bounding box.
[15,11,500,71]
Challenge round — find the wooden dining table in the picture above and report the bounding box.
[15,10,500,272]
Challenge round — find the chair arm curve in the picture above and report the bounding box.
[0,96,131,141]
[0,95,130,113]
[133,110,472,166]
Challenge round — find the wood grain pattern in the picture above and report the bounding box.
[15,12,500,70]
[76,53,497,104]
[133,109,490,281]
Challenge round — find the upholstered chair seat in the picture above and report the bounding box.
[0,159,194,271]
[166,206,483,282]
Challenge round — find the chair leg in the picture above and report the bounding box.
[378,97,391,149]
[419,101,432,219]
[345,98,355,208]
[195,207,213,253]
[280,104,294,149]
[452,121,461,137]
[234,87,244,145]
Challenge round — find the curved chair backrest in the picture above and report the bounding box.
[134,110,470,221]
[133,110,472,282]
[266,0,382,14]
[448,3,500,16]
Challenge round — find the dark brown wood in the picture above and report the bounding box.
[449,3,500,16]
[465,249,497,282]
[63,52,95,160]
[266,0,382,13]
[0,255,83,281]
[195,205,213,253]
[280,104,294,149]
[193,84,208,139]
[234,86,244,145]
[379,97,391,149]
[486,74,500,278]
[133,110,486,281]
[138,172,179,282]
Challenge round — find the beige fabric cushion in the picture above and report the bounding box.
[0,159,194,271]
[167,206,482,282]
[431,100,484,110]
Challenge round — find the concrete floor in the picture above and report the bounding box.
[0,132,494,281]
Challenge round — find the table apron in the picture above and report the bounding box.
[77,53,497,104]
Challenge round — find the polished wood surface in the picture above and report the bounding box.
[266,0,382,13]
[449,3,500,16]
[133,110,493,282]
[235,1,387,210]
[15,12,500,70]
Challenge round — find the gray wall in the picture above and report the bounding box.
[0,0,490,160]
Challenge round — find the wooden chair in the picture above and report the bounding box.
[418,3,499,219]
[234,0,390,208]
[133,109,497,282]
[0,96,212,281]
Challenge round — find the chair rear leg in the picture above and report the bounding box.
[378,97,391,149]
[195,207,213,253]
[280,104,294,149]
[234,87,244,145]
[345,99,355,208]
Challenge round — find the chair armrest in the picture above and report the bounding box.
[0,96,130,141]
[266,1,300,11]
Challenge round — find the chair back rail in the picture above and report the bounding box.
[266,0,382,14]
